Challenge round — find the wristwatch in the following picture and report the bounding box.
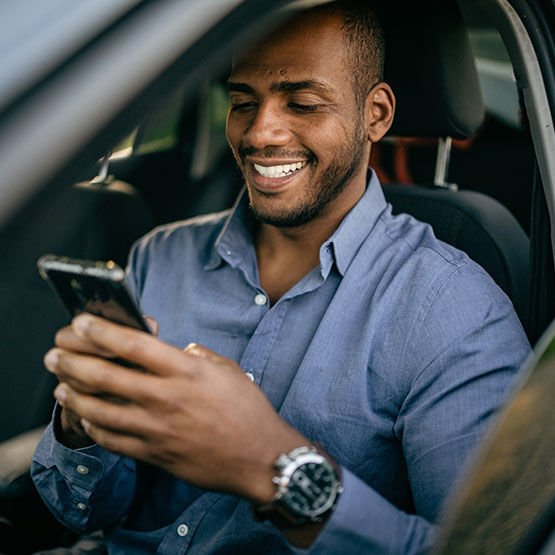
[253,446,343,528]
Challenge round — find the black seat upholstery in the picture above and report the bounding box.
[381,1,530,331]
[383,185,530,327]
[384,2,485,140]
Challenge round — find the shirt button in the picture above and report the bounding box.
[254,294,267,306]
[77,502,87,511]
[245,372,255,382]
[177,523,189,537]
[76,465,89,475]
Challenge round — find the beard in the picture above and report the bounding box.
[245,122,367,228]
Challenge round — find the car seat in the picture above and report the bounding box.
[381,1,530,332]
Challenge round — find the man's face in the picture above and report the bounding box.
[226,12,369,228]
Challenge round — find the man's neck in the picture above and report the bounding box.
[253,178,367,305]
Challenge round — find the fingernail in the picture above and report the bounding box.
[73,314,91,335]
[44,350,59,371]
[54,384,67,405]
[185,344,201,356]
[80,418,91,432]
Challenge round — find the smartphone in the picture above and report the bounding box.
[37,254,151,333]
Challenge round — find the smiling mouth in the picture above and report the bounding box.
[253,161,307,178]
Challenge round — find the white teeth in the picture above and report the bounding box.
[253,161,306,178]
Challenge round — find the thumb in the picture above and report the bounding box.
[183,343,225,363]
[143,316,159,336]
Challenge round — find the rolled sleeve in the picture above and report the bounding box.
[32,407,136,533]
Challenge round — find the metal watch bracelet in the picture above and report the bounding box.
[253,445,343,528]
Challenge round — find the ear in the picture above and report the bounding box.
[364,82,396,143]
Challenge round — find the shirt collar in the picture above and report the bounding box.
[204,170,387,277]
[204,188,254,271]
[322,169,387,276]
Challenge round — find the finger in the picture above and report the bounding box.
[54,383,154,438]
[71,314,192,377]
[61,406,87,433]
[45,348,100,395]
[80,418,151,460]
[144,316,159,336]
[45,348,162,402]
[55,325,117,358]
[183,344,249,382]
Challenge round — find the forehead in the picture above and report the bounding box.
[229,11,351,91]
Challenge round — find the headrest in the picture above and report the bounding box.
[383,1,485,139]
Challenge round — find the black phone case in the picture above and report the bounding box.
[37,255,151,333]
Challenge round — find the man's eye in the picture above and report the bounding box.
[230,102,257,112]
[289,103,318,112]
[289,103,320,113]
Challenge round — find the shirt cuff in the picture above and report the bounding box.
[299,467,437,554]
[41,404,124,490]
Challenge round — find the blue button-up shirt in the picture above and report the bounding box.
[32,172,530,554]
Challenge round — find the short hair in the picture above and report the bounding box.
[324,1,385,103]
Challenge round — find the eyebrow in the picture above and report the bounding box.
[226,80,336,95]
[226,82,254,94]
[271,80,337,95]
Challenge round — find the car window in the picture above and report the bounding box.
[469,27,521,129]
[189,80,231,180]
[112,83,187,159]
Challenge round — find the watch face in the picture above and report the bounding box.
[282,459,338,518]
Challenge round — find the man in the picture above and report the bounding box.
[32,2,530,553]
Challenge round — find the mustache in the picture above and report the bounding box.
[239,147,313,162]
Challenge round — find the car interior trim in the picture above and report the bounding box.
[482,0,555,267]
[0,0,142,113]
[0,0,242,228]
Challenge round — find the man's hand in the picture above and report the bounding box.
[43,314,307,504]
[47,316,159,449]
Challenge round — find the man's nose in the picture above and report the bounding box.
[244,103,291,149]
